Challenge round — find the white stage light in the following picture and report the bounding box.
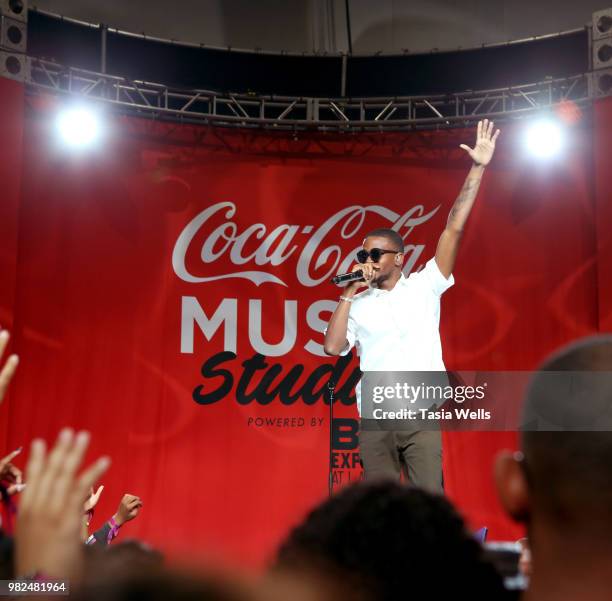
[524,119,564,159]
[56,107,101,148]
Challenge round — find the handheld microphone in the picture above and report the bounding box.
[330,270,364,285]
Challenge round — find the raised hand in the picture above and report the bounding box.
[15,429,110,579]
[83,485,104,514]
[0,447,25,495]
[460,119,500,167]
[0,328,19,405]
[114,493,143,526]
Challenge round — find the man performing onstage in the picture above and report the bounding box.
[324,120,500,491]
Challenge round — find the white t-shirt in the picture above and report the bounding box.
[341,258,454,413]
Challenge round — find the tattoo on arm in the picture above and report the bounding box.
[447,178,479,226]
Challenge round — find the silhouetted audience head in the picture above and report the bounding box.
[77,567,256,601]
[496,335,612,535]
[83,539,164,586]
[0,534,13,579]
[104,540,163,568]
[273,481,508,601]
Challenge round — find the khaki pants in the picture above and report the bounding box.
[359,426,443,493]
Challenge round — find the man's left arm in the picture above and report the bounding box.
[435,119,500,279]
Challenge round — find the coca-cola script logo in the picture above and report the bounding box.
[172,202,441,286]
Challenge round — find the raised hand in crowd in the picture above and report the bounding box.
[0,447,24,495]
[114,494,143,526]
[15,429,110,579]
[85,493,142,546]
[83,485,104,514]
[81,485,105,541]
[0,328,19,406]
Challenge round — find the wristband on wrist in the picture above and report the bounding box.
[339,296,354,303]
[107,516,121,544]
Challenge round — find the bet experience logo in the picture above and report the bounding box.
[173,201,438,407]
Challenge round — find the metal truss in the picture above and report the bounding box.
[26,57,592,132]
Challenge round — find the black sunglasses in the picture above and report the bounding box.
[356,248,401,263]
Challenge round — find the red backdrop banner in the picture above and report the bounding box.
[0,78,23,329]
[1,93,605,566]
[0,78,24,453]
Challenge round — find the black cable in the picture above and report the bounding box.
[328,380,335,497]
[345,0,353,55]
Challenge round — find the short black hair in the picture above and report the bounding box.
[363,228,404,252]
[274,481,507,601]
[77,565,250,601]
[522,335,612,529]
[0,534,14,580]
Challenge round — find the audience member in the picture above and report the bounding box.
[86,494,143,546]
[495,335,612,601]
[15,428,110,580]
[76,566,257,601]
[1,448,23,496]
[273,480,511,601]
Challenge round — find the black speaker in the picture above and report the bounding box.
[1,16,26,52]
[0,49,29,81]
